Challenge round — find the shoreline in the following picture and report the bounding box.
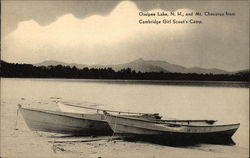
[1,77,249,88]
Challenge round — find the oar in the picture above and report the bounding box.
[161,119,217,124]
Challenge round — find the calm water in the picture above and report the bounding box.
[1,78,249,148]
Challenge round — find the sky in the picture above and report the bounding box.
[1,0,249,71]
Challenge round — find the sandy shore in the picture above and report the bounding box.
[1,97,249,158]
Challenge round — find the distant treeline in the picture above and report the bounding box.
[0,60,249,81]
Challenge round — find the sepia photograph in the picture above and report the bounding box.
[1,0,249,157]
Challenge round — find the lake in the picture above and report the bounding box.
[1,78,249,157]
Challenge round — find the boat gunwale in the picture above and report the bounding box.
[20,107,107,123]
[162,120,217,123]
[105,114,240,128]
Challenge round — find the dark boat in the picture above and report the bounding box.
[104,111,240,145]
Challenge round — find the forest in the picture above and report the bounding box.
[1,60,249,81]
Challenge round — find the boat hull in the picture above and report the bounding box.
[20,107,113,135]
[117,128,237,145]
[105,114,240,145]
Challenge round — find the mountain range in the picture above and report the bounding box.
[35,58,236,74]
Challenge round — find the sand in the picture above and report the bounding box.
[1,97,249,158]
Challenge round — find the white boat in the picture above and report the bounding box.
[19,104,112,135]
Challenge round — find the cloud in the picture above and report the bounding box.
[2,1,248,71]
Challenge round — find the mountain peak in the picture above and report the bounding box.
[36,60,65,65]
[134,58,145,62]
[127,58,147,65]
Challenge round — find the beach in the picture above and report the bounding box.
[1,97,248,158]
[1,78,249,158]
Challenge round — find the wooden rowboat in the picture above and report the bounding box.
[104,111,240,145]
[18,105,112,135]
